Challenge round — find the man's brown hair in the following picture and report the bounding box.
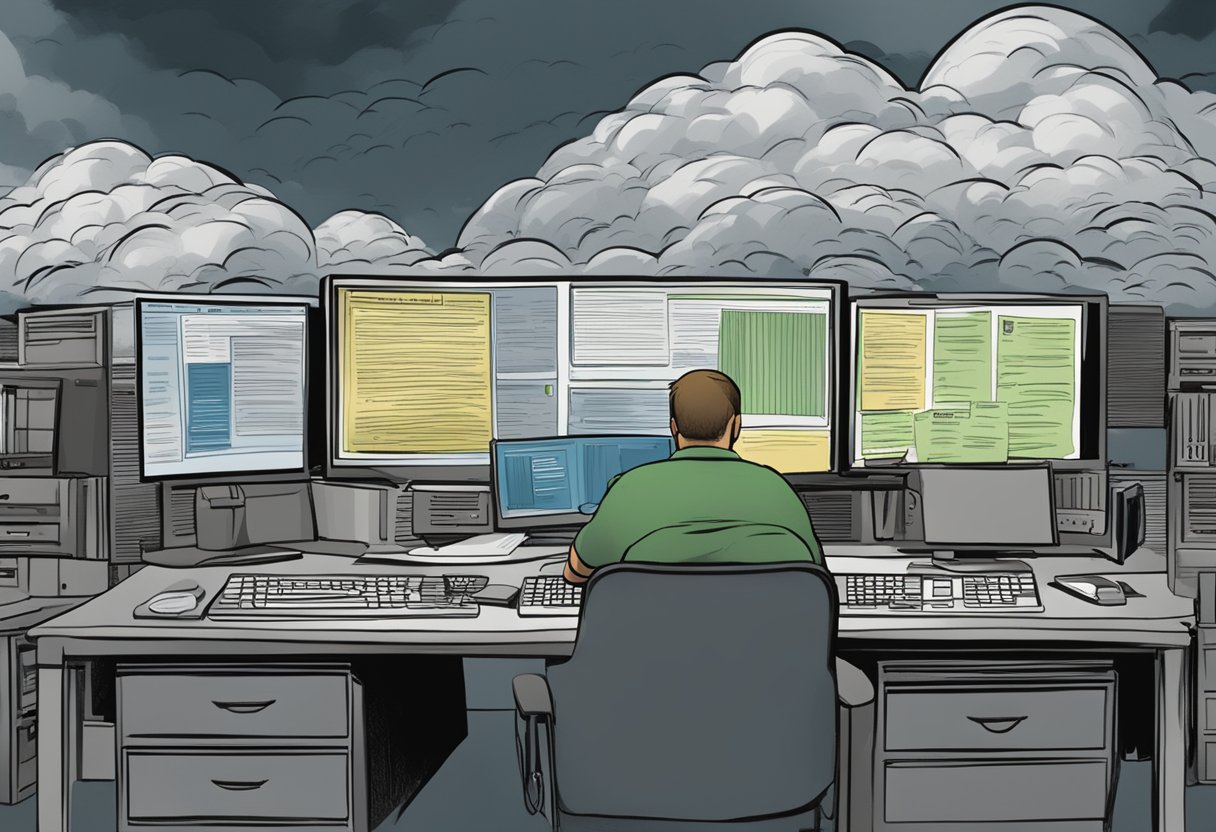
[669,370,741,441]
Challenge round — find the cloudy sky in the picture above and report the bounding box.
[1,1,1216,310]
[0,0,1211,246]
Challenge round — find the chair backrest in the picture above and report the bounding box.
[546,562,839,823]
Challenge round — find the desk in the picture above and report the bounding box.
[29,546,1195,832]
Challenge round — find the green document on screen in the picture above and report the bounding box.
[860,411,915,459]
[933,311,992,404]
[913,402,1009,463]
[719,309,826,417]
[996,316,1076,458]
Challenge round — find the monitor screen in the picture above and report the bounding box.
[493,435,674,527]
[328,278,843,479]
[851,294,1104,468]
[138,299,310,480]
[919,465,1056,547]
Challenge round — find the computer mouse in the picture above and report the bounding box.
[148,580,204,615]
[1052,575,1127,606]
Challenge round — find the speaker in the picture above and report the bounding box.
[1109,481,1146,563]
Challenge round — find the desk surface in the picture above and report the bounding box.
[29,546,1197,663]
[0,592,83,637]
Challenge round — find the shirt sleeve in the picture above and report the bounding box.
[572,474,632,569]
[776,479,825,565]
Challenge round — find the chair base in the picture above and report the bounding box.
[555,807,822,832]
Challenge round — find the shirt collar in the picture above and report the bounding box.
[671,446,740,460]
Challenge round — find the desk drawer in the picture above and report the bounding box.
[0,522,59,544]
[120,671,349,739]
[884,759,1108,823]
[124,751,349,824]
[884,686,1109,752]
[0,479,61,505]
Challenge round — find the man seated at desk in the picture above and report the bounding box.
[564,369,824,584]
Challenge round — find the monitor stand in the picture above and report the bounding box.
[904,550,1034,574]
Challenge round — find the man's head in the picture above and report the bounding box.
[669,370,742,449]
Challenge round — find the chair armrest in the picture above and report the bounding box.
[513,673,554,719]
[835,657,875,709]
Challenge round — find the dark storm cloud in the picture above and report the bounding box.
[1,0,1204,250]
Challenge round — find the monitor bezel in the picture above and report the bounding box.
[490,434,675,529]
[848,292,1107,472]
[135,294,318,484]
[324,274,849,482]
[916,462,1060,550]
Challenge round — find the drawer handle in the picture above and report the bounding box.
[5,530,29,537]
[211,779,268,792]
[211,699,275,714]
[966,715,1028,734]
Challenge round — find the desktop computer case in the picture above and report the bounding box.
[312,480,416,550]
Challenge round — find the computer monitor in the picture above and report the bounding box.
[137,297,313,480]
[917,464,1058,556]
[493,435,674,528]
[326,276,846,481]
[851,293,1106,470]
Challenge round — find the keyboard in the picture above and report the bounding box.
[518,575,582,616]
[840,572,1042,614]
[208,574,488,619]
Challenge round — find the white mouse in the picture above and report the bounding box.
[149,592,200,615]
[147,580,203,615]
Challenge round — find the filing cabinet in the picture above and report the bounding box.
[117,664,366,832]
[874,660,1117,831]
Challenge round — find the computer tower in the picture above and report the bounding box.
[311,480,415,551]
[1167,319,1216,783]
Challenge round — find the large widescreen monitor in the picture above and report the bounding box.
[137,297,314,480]
[326,277,846,480]
[850,293,1106,470]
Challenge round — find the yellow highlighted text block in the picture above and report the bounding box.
[859,311,927,411]
[339,289,492,454]
[735,429,831,473]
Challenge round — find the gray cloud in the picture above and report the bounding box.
[0,138,432,308]
[0,0,1197,250]
[421,7,1216,313]
[3,3,1216,314]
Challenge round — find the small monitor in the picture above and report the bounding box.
[137,298,312,480]
[493,435,673,528]
[918,464,1057,551]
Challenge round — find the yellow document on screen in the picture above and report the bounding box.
[339,289,492,454]
[858,311,927,412]
[734,429,831,473]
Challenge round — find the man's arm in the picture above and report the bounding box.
[778,480,825,564]
[563,474,631,583]
[563,545,594,584]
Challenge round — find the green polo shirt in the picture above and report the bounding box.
[573,446,824,568]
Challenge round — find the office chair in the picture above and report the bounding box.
[513,562,875,832]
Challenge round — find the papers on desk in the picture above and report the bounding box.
[360,532,530,565]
